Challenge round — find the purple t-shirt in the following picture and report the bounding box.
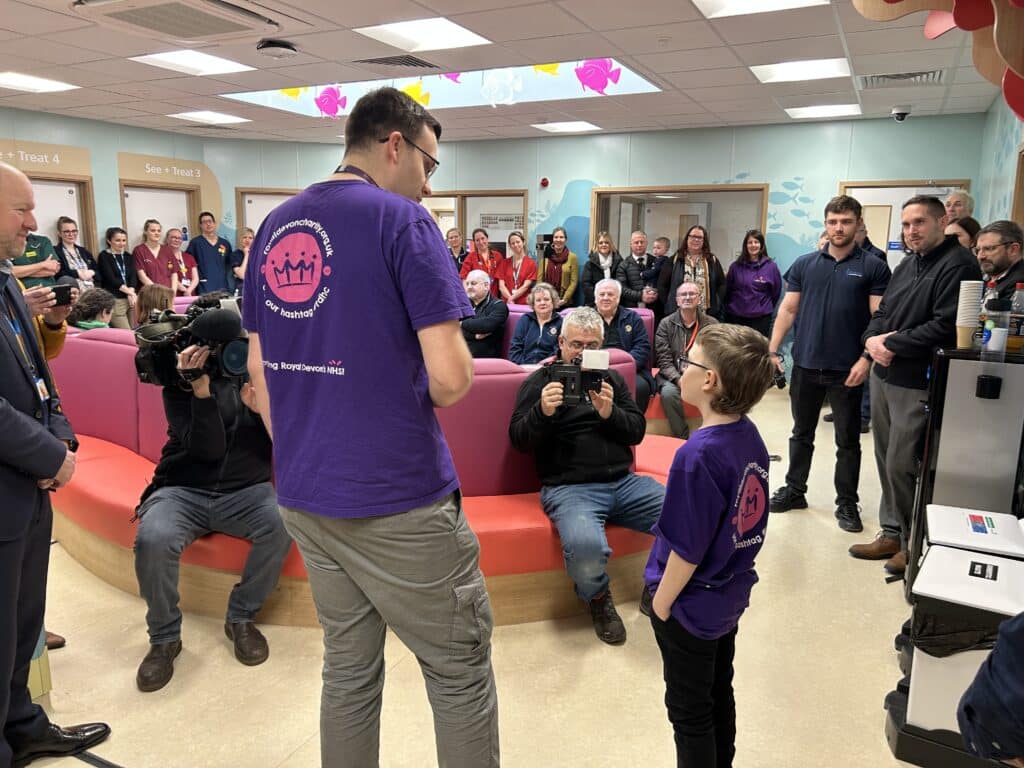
[242,180,473,518]
[644,417,770,640]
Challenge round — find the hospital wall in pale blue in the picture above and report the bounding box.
[0,104,1001,277]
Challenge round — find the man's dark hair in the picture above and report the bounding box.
[344,87,442,152]
[977,219,1024,248]
[824,195,862,220]
[198,211,216,224]
[902,195,946,219]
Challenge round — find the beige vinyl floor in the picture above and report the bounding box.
[35,387,914,767]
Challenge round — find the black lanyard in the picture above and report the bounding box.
[113,253,127,284]
[0,291,36,374]
[335,164,379,188]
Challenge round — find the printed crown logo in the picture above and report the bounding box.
[272,251,316,287]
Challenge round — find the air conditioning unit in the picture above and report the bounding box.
[69,0,313,44]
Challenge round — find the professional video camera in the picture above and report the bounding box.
[134,299,248,388]
[548,349,610,407]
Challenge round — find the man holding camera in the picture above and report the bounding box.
[767,195,891,533]
[510,307,664,645]
[133,298,292,692]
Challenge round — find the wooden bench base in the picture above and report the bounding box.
[53,510,649,627]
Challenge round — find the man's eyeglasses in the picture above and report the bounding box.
[565,340,601,352]
[678,356,712,372]
[380,135,439,179]
[973,241,1013,256]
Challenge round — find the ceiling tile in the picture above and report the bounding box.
[0,1,91,35]
[0,36,109,66]
[712,5,837,45]
[612,92,698,115]
[765,77,855,97]
[733,35,843,66]
[852,48,963,76]
[60,104,150,119]
[451,4,587,43]
[600,20,719,54]
[417,0,544,13]
[512,32,623,61]
[774,90,859,108]
[635,46,741,73]
[703,99,778,113]
[860,87,945,110]
[672,82,766,101]
[72,58,186,82]
[418,46,531,73]
[952,66,989,85]
[555,0,700,30]
[95,83,197,101]
[284,29,402,62]
[203,42,326,71]
[45,26,178,58]
[208,70,310,90]
[289,0,435,27]
[660,67,758,88]
[245,62,376,87]
[845,26,965,56]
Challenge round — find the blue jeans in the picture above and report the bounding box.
[540,474,664,601]
[134,483,293,644]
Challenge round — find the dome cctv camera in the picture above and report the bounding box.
[891,105,911,123]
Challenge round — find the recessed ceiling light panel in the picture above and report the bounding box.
[693,0,830,18]
[0,72,79,93]
[750,58,850,83]
[531,121,601,133]
[785,104,861,119]
[132,49,255,76]
[169,110,251,125]
[353,18,489,52]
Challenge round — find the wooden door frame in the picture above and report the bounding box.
[234,187,302,232]
[838,179,971,194]
[28,172,99,254]
[427,189,530,244]
[590,184,770,248]
[119,180,201,245]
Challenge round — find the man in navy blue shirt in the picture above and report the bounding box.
[185,211,233,295]
[767,196,891,533]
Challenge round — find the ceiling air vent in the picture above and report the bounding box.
[69,0,312,43]
[857,70,946,89]
[352,55,440,69]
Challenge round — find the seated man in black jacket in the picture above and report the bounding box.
[461,268,509,358]
[133,313,292,692]
[509,307,664,646]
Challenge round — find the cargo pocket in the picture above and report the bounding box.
[450,575,494,658]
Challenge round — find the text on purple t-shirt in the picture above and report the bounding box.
[242,180,473,518]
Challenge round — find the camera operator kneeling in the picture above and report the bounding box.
[133,338,292,693]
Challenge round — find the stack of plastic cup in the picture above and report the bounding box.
[956,280,984,348]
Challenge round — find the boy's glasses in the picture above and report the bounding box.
[678,356,712,372]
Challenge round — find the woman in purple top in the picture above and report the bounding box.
[645,324,776,768]
[723,229,782,338]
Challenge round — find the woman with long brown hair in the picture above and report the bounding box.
[658,224,725,319]
[537,226,579,308]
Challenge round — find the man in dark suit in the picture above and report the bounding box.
[0,162,109,767]
[461,269,508,358]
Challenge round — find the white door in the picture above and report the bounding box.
[32,179,82,246]
[243,192,294,236]
[123,186,190,248]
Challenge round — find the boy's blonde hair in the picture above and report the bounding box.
[696,324,776,415]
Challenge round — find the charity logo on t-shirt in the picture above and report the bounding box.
[258,219,333,317]
[732,462,768,549]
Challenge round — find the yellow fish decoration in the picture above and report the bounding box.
[279,87,308,100]
[533,63,560,76]
[401,81,430,106]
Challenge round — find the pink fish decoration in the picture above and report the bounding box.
[440,72,462,83]
[574,58,621,95]
[315,86,346,118]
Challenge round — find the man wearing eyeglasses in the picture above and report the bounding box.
[974,220,1024,300]
[243,88,498,768]
[509,306,664,646]
[850,195,982,575]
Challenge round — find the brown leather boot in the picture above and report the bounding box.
[848,532,901,560]
[884,550,908,575]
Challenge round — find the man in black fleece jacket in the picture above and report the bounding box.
[849,195,982,573]
[132,324,292,693]
[509,307,664,646]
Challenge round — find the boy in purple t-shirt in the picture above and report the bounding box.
[645,324,776,768]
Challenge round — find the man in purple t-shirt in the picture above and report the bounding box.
[244,88,499,767]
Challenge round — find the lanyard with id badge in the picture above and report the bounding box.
[1,292,50,408]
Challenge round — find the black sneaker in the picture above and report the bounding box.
[589,591,626,645]
[639,586,652,617]
[770,486,808,513]
[835,502,864,533]
[823,412,834,423]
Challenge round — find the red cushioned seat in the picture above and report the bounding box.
[636,434,684,476]
[463,493,653,577]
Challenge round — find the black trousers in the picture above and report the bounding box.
[1,493,52,767]
[651,613,737,768]
[724,312,772,338]
[785,365,862,505]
